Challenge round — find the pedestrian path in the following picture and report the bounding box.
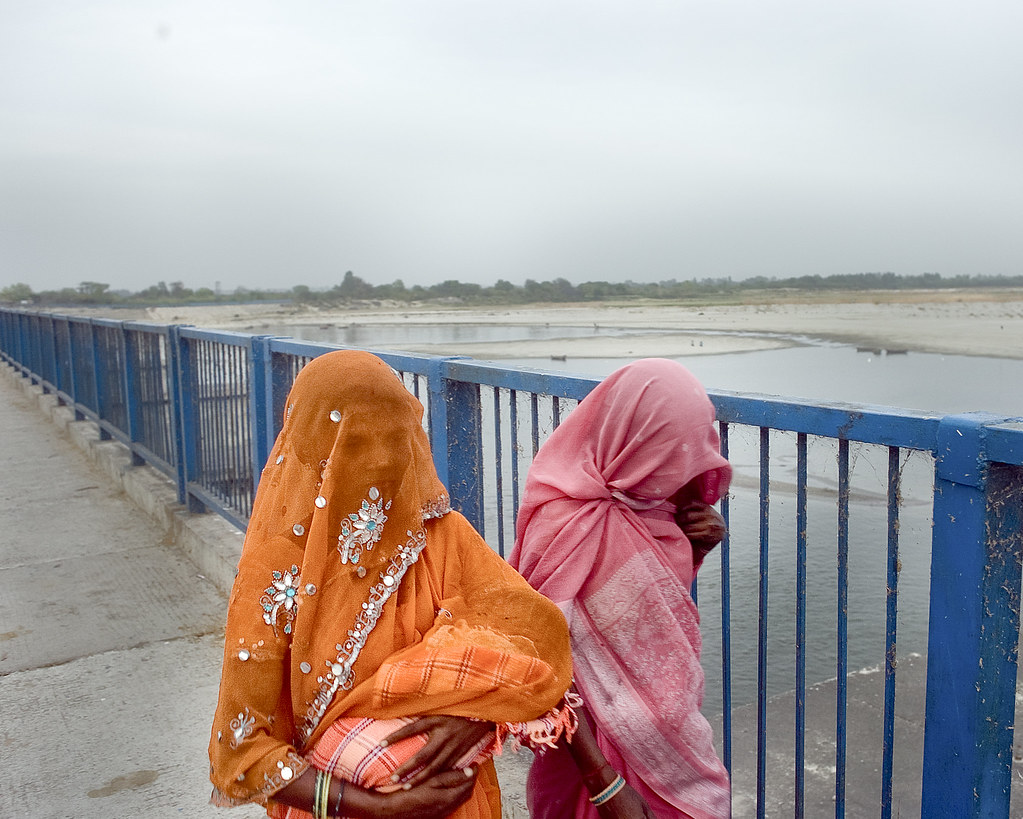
[0,365,263,818]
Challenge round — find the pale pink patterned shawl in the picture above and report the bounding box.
[509,359,732,819]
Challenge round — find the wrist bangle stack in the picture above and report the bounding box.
[312,769,331,819]
[589,774,626,807]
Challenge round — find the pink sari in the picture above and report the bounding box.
[509,359,732,819]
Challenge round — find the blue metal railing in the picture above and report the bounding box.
[1,306,1020,818]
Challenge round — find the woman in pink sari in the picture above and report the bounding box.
[509,358,732,819]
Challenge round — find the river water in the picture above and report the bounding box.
[265,321,1021,709]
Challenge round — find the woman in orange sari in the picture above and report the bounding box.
[209,350,574,818]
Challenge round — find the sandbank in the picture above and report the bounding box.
[144,289,1023,361]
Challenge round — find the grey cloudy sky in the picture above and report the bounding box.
[2,0,1021,293]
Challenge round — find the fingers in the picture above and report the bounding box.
[380,716,438,747]
[430,765,477,789]
[390,731,455,785]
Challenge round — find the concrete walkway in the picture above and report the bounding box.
[0,364,263,818]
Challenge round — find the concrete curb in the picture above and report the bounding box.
[2,361,245,595]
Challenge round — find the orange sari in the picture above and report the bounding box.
[209,351,572,817]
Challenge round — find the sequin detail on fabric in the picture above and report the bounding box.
[299,528,428,745]
[210,750,309,808]
[420,493,452,520]
[337,486,392,565]
[261,565,301,636]
[229,708,256,749]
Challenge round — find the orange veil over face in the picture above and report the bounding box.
[209,351,572,815]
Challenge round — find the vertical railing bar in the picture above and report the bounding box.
[242,343,252,511]
[510,389,520,524]
[218,342,229,503]
[205,340,219,498]
[90,322,107,436]
[493,387,506,557]
[146,332,159,458]
[172,328,202,512]
[68,321,85,421]
[795,432,808,817]
[836,438,850,818]
[880,445,901,818]
[233,342,244,508]
[719,421,733,779]
[223,342,235,505]
[756,425,770,818]
[231,343,242,509]
[159,332,172,461]
[195,339,209,495]
[123,326,144,467]
[152,333,166,460]
[530,393,540,457]
[552,395,561,429]
[234,343,245,510]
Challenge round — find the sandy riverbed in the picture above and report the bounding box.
[142,289,1023,361]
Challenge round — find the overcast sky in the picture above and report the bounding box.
[2,1,1021,294]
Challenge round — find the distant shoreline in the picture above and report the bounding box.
[132,288,1023,362]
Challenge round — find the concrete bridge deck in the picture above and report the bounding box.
[2,360,1020,818]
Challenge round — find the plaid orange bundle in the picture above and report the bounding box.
[268,716,494,819]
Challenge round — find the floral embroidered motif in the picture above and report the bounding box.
[299,527,428,746]
[229,708,256,748]
[261,565,301,636]
[337,486,392,565]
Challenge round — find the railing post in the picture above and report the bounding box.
[121,325,145,467]
[269,348,294,444]
[248,336,274,493]
[922,412,1022,817]
[89,320,111,440]
[428,357,483,532]
[68,322,86,422]
[52,317,67,405]
[171,326,205,513]
[39,315,53,394]
[21,312,33,378]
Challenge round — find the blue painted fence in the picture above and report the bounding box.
[2,307,1021,818]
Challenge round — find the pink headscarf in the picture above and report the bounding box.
[509,358,731,819]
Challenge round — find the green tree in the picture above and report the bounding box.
[0,282,35,303]
[337,270,373,300]
[77,281,111,302]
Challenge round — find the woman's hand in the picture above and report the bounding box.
[378,766,479,819]
[382,715,494,788]
[675,502,726,558]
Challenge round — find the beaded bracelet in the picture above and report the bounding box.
[589,774,626,807]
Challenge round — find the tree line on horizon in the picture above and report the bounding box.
[2,270,1021,308]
